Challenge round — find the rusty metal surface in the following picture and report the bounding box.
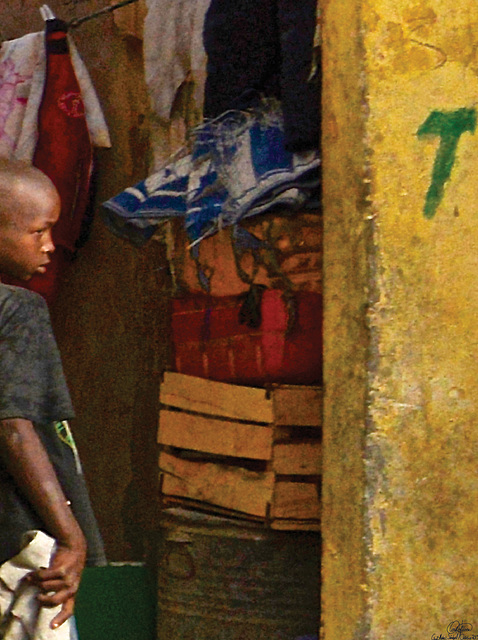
[156,509,320,640]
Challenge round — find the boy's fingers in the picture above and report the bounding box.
[34,579,66,593]
[50,598,75,629]
[28,568,66,583]
[37,585,76,606]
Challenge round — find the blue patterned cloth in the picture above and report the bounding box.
[102,101,320,247]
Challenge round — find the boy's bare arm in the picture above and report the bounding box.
[0,417,86,629]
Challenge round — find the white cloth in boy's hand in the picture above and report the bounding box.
[0,530,72,640]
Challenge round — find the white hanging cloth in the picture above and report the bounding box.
[0,17,111,161]
[143,0,211,123]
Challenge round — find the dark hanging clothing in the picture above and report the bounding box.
[203,0,319,152]
[277,0,320,152]
[203,0,280,115]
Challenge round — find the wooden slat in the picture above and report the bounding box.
[271,385,322,427]
[158,495,266,523]
[159,451,274,517]
[160,372,273,423]
[158,409,273,460]
[272,441,321,475]
[271,520,321,531]
[272,481,321,520]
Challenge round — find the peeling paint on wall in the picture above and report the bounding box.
[323,0,478,638]
[366,1,478,637]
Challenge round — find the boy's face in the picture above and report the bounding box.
[0,187,60,281]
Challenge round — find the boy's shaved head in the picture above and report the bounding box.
[0,159,60,281]
[0,159,59,227]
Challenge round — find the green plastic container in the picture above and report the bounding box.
[75,563,156,640]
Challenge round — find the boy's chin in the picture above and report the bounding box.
[0,269,33,282]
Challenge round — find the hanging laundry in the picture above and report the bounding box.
[203,0,279,118]
[102,100,320,250]
[143,0,210,123]
[112,0,147,40]
[202,0,320,153]
[277,0,321,152]
[102,153,193,247]
[33,19,93,253]
[29,18,93,304]
[188,103,320,235]
[0,33,44,159]
[0,19,111,305]
[0,28,110,163]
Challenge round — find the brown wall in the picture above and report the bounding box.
[2,1,322,567]
[1,0,171,561]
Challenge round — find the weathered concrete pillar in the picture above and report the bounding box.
[322,1,478,638]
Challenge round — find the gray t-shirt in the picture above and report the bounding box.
[0,284,106,566]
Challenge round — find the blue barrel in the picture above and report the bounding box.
[157,509,320,640]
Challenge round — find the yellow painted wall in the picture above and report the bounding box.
[321,0,369,636]
[323,0,478,638]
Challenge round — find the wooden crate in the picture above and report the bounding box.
[159,409,273,460]
[158,451,275,519]
[272,441,321,475]
[157,372,322,530]
[159,371,274,423]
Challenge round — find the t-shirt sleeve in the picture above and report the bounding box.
[0,286,74,423]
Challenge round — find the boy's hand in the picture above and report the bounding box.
[27,543,86,629]
[0,418,88,629]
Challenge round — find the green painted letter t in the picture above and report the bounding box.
[417,108,476,218]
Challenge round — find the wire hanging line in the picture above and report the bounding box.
[68,0,141,28]
[40,0,142,29]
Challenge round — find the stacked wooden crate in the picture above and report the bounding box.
[157,372,321,530]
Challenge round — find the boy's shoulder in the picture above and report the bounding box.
[0,283,46,307]
[0,284,48,325]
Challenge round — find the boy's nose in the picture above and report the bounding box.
[42,231,55,254]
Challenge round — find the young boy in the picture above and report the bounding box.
[0,159,105,631]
